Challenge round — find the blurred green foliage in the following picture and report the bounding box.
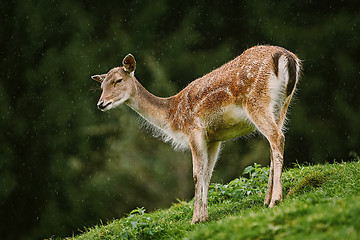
[209,163,269,204]
[0,0,359,239]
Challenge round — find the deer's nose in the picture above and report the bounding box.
[97,100,111,110]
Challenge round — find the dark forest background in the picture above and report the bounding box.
[1,0,359,239]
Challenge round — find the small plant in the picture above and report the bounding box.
[120,207,164,239]
[208,163,269,203]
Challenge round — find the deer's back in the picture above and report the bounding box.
[168,45,299,137]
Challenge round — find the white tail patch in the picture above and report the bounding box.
[269,55,288,118]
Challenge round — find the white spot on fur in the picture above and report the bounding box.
[226,86,233,96]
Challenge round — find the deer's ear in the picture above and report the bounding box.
[122,54,136,74]
[91,74,106,83]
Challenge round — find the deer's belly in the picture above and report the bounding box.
[206,105,256,142]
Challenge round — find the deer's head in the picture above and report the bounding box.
[92,54,136,111]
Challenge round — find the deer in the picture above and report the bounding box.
[91,45,302,224]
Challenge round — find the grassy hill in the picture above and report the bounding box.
[60,157,360,240]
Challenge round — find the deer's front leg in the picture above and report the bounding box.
[192,169,203,224]
[189,131,208,224]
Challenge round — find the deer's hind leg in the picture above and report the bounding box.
[276,95,293,131]
[246,103,285,207]
[263,95,292,206]
[264,152,274,206]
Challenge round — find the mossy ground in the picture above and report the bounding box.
[58,159,360,240]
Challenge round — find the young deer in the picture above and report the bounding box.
[92,45,302,224]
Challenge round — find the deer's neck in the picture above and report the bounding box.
[126,79,172,130]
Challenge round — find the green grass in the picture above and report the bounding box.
[61,158,360,240]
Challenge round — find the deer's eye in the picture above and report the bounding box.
[114,78,123,85]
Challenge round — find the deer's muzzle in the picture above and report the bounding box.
[97,100,112,111]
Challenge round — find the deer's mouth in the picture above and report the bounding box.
[97,100,112,111]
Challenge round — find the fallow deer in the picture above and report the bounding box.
[92,45,302,223]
